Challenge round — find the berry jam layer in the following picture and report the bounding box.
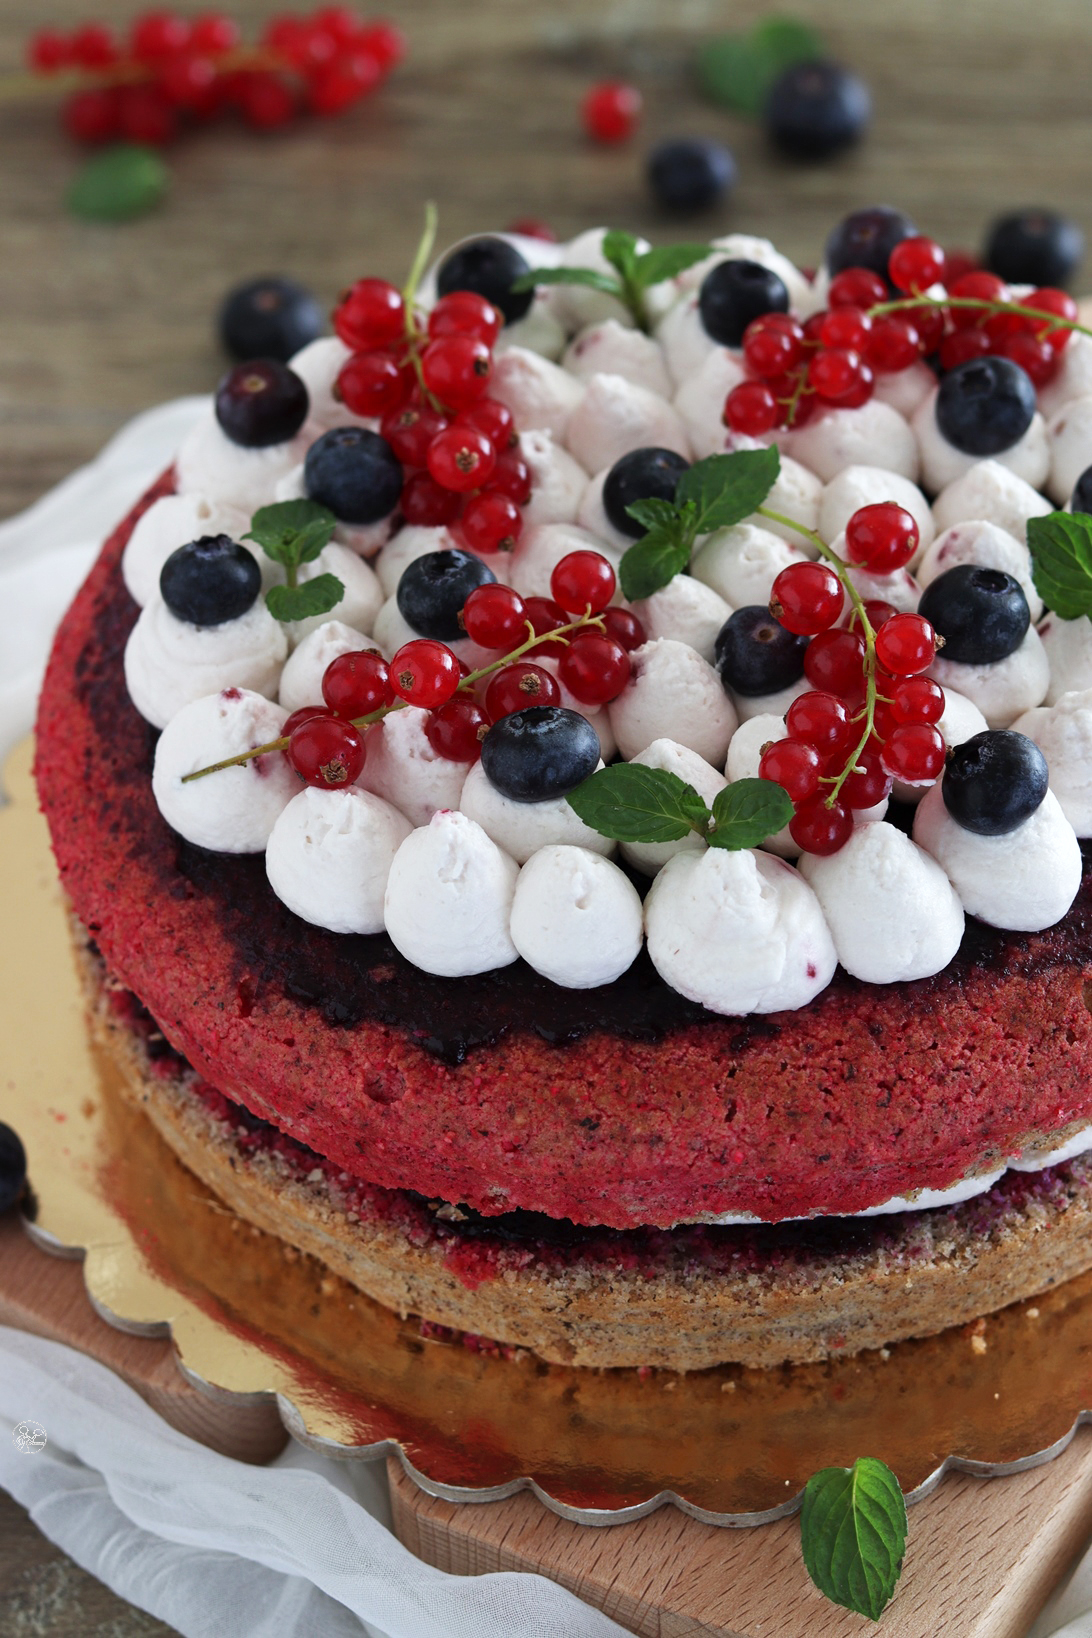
[36,476,1092,1229]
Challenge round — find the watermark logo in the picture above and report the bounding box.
[12,1420,47,1454]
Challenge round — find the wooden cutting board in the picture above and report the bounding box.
[4,1211,1092,1638]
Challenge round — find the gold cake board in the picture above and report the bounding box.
[5,732,1092,1633]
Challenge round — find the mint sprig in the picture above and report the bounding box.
[801,1457,907,1621]
[619,446,782,601]
[1027,511,1092,620]
[244,499,344,624]
[697,16,824,117]
[67,143,169,222]
[566,765,793,851]
[511,230,713,332]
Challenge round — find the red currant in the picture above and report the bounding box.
[462,583,526,648]
[160,52,218,109]
[938,329,992,372]
[71,22,120,66]
[427,425,496,493]
[770,562,843,636]
[996,330,1058,386]
[425,695,489,761]
[28,28,69,71]
[308,51,381,115]
[485,451,533,504]
[1027,287,1079,353]
[355,20,407,71]
[428,292,502,348]
[819,306,872,352]
[456,397,514,452]
[582,80,642,143]
[789,797,854,857]
[808,347,867,405]
[287,715,366,788]
[461,491,523,554]
[874,612,937,677]
[888,236,947,294]
[803,628,866,694]
[724,381,782,436]
[380,402,449,467]
[117,84,177,145]
[848,598,897,635]
[316,6,362,42]
[337,350,411,417]
[321,650,393,717]
[598,608,643,652]
[908,303,946,354]
[891,675,944,725]
[742,314,805,378]
[758,739,821,804]
[191,13,240,53]
[942,251,980,289]
[785,691,850,752]
[550,550,616,615]
[485,662,561,719]
[63,88,121,144]
[839,749,893,810]
[334,279,405,351]
[131,10,190,62]
[421,336,492,410]
[558,634,630,705]
[390,640,461,708]
[844,503,919,575]
[866,315,922,373]
[879,724,945,784]
[401,471,462,527]
[235,72,296,128]
[282,704,334,738]
[829,268,887,310]
[948,271,1007,330]
[523,596,570,654]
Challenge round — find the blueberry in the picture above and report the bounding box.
[918,565,1030,665]
[985,209,1084,290]
[698,259,790,348]
[1072,465,1092,516]
[436,236,534,326]
[218,275,325,364]
[764,59,871,160]
[160,535,262,627]
[825,205,918,281]
[935,356,1036,457]
[397,550,496,642]
[647,138,737,213]
[602,447,691,539]
[714,606,809,697]
[214,359,310,449]
[941,729,1048,836]
[304,427,403,524]
[481,707,601,803]
[0,1122,27,1214]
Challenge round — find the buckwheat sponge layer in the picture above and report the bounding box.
[34,475,1092,1231]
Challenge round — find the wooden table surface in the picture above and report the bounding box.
[5,0,1092,1631]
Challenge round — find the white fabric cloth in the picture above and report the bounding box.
[1,403,1090,1637]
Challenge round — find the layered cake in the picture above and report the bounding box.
[35,205,1092,1370]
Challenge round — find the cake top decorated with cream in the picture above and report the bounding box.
[123,203,1092,1018]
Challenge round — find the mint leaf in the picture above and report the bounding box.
[510,266,622,297]
[801,1457,907,1621]
[1027,512,1092,620]
[619,530,692,602]
[633,243,713,289]
[601,229,641,284]
[677,447,782,534]
[625,496,683,534]
[697,16,823,117]
[245,499,337,569]
[566,764,711,844]
[67,143,168,222]
[266,574,344,623]
[707,780,794,850]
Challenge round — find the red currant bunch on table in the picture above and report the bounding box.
[29,7,407,146]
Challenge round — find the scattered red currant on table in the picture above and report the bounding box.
[582,80,642,144]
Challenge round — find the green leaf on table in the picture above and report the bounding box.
[510,266,622,297]
[800,1456,907,1621]
[67,143,168,222]
[566,764,711,844]
[1027,511,1092,620]
[245,499,337,569]
[266,573,344,623]
[696,15,824,118]
[706,779,794,851]
[632,243,714,289]
[618,529,693,602]
[677,446,782,534]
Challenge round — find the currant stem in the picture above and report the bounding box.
[867,291,1092,345]
[400,202,445,413]
[756,504,878,807]
[0,46,286,104]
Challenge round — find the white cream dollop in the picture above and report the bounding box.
[1013,688,1092,836]
[518,429,589,528]
[277,543,384,648]
[691,523,808,610]
[510,845,644,987]
[490,346,585,440]
[122,493,251,608]
[124,592,287,730]
[356,705,468,828]
[672,350,747,459]
[798,821,965,984]
[789,400,921,484]
[913,781,1082,932]
[1048,393,1092,505]
[458,756,612,865]
[609,637,737,765]
[629,574,731,663]
[644,848,837,1016]
[278,620,374,714]
[928,627,1050,729]
[818,465,934,570]
[383,810,519,977]
[930,458,1053,543]
[152,689,296,853]
[564,373,690,474]
[562,320,672,398]
[176,410,315,515]
[265,786,411,934]
[1040,613,1092,704]
[620,738,727,877]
